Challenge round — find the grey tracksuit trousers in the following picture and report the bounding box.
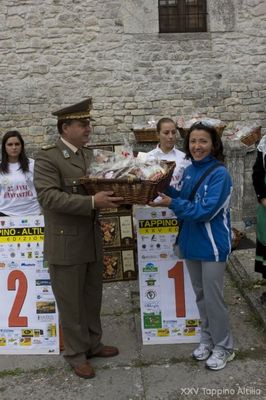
[186,260,233,351]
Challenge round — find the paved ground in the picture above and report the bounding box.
[0,240,265,400]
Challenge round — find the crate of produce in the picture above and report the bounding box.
[80,161,176,205]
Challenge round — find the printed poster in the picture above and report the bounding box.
[135,206,200,344]
[0,216,59,354]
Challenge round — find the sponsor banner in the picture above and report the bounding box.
[136,207,200,344]
[0,216,59,354]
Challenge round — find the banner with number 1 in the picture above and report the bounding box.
[0,216,59,354]
[135,207,200,344]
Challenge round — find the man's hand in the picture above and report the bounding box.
[149,192,172,207]
[94,191,124,209]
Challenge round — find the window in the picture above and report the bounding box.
[159,0,207,33]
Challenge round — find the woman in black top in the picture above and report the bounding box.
[252,136,266,303]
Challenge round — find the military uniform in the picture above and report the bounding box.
[34,99,104,367]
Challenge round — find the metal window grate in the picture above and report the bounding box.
[159,0,207,33]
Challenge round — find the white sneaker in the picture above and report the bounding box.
[192,343,213,361]
[206,349,235,371]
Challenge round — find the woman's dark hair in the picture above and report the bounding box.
[183,122,225,162]
[0,130,29,173]
[156,117,176,133]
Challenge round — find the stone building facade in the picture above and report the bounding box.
[0,0,265,226]
[0,0,265,143]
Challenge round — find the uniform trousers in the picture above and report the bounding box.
[186,260,233,351]
[49,261,104,367]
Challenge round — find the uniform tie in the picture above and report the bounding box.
[76,149,86,171]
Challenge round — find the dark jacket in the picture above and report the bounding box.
[252,150,266,203]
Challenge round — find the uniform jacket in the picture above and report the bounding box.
[34,139,102,265]
[165,155,232,262]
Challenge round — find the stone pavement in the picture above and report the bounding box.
[0,244,265,400]
[228,242,266,329]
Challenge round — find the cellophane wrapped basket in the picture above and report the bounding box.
[177,124,226,139]
[133,128,158,142]
[80,161,176,205]
[176,116,226,139]
[240,126,262,146]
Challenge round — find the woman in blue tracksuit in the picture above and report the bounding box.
[151,121,234,371]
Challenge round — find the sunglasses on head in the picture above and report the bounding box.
[190,121,212,129]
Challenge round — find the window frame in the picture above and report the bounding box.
[159,0,207,33]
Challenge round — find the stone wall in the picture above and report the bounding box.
[0,0,265,226]
[0,0,265,150]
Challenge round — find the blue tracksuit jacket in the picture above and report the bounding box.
[165,155,232,262]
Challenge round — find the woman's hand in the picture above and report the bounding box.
[149,192,172,207]
[261,198,266,208]
[176,116,185,128]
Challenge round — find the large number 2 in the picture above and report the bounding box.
[7,270,28,327]
[168,261,186,318]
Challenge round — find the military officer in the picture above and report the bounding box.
[34,98,123,379]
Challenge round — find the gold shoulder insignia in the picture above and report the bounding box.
[42,144,56,150]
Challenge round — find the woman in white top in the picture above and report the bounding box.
[0,130,40,216]
[147,118,190,190]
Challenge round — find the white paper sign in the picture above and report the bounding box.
[0,216,59,354]
[135,207,200,344]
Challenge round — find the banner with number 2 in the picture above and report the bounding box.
[0,216,59,354]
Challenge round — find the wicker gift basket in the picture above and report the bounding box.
[240,126,262,147]
[133,128,158,143]
[80,161,176,205]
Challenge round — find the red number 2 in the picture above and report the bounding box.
[7,270,28,327]
[168,261,186,318]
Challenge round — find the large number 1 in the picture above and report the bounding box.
[168,261,186,317]
[7,270,28,327]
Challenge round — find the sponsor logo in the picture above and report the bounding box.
[145,277,157,286]
[144,301,160,308]
[145,289,157,300]
[144,330,157,338]
[21,262,36,267]
[186,319,201,327]
[160,253,168,259]
[36,279,51,286]
[143,262,158,272]
[157,328,170,337]
[8,261,18,268]
[183,327,196,336]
